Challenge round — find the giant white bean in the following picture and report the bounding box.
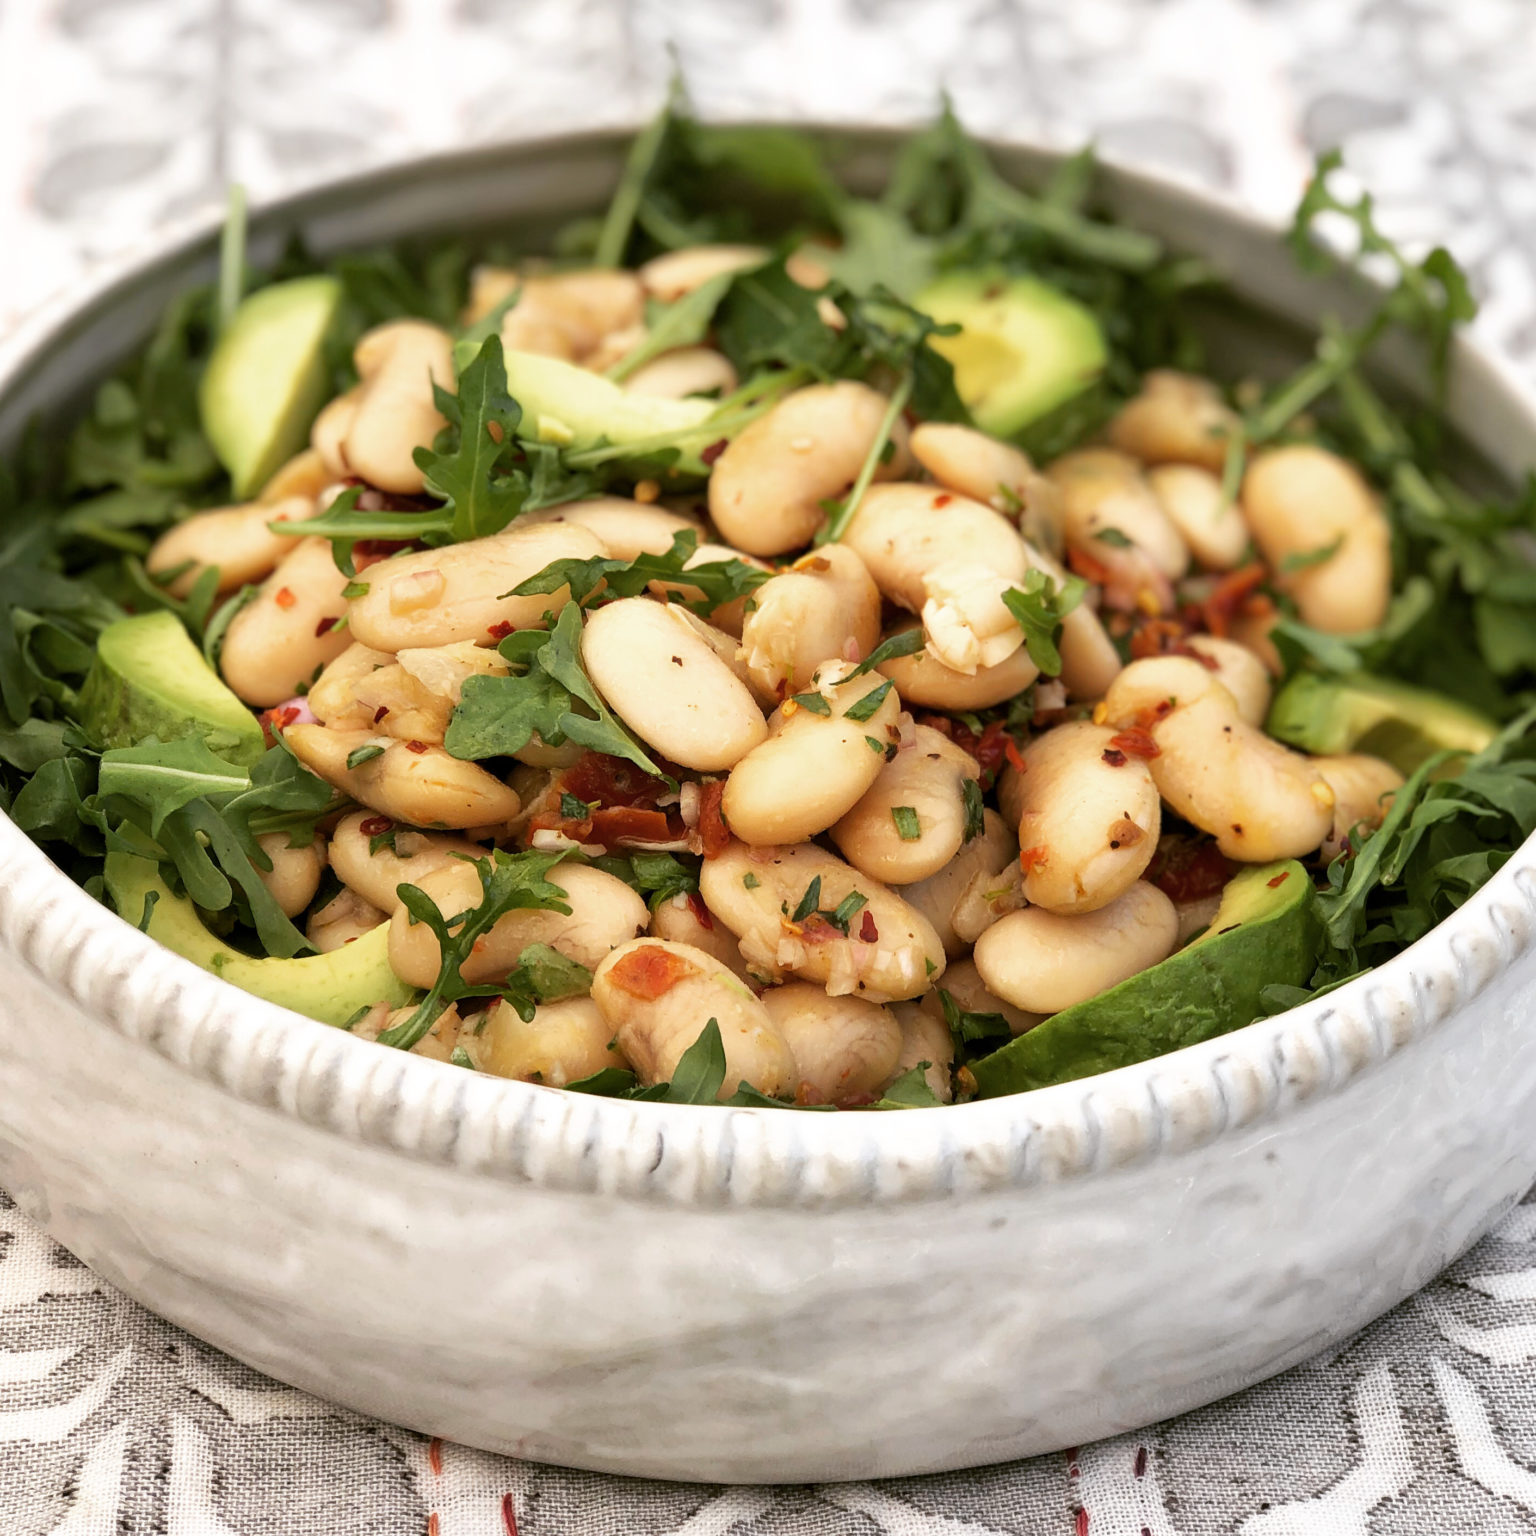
[830,724,981,885]
[722,662,900,845]
[327,811,485,914]
[343,321,455,494]
[1147,464,1248,571]
[146,494,318,598]
[591,938,795,1098]
[1314,752,1404,861]
[465,996,630,1086]
[875,623,1041,710]
[1014,720,1161,914]
[699,840,945,1003]
[900,808,1017,958]
[581,597,767,771]
[974,881,1179,1014]
[518,496,701,561]
[760,984,903,1105]
[1109,370,1239,472]
[347,521,606,651]
[709,382,911,556]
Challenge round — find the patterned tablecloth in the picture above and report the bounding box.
[4,1,1536,1530]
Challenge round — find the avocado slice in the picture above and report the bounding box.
[969,861,1321,1097]
[913,271,1107,438]
[497,348,717,475]
[1266,672,1496,774]
[200,274,343,498]
[104,852,414,1027]
[78,610,266,766]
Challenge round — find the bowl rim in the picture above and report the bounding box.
[4,120,1536,1210]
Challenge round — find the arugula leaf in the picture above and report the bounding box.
[714,258,845,378]
[843,679,894,723]
[665,1018,728,1104]
[285,485,450,576]
[594,79,682,268]
[848,628,926,678]
[961,777,986,842]
[589,850,700,910]
[868,1063,945,1109]
[379,849,572,1050]
[607,268,741,383]
[414,334,529,542]
[937,989,1013,1052]
[511,528,768,613]
[1001,569,1087,676]
[497,942,593,1023]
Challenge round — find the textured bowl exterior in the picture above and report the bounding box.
[1,128,1535,1484]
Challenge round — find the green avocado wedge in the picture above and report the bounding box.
[1266,671,1497,775]
[104,852,415,1027]
[497,348,718,475]
[913,270,1107,437]
[970,861,1321,1098]
[77,610,266,766]
[199,274,343,498]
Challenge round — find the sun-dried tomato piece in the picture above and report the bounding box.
[359,815,393,837]
[685,890,714,931]
[1108,725,1160,760]
[589,805,673,844]
[560,752,667,810]
[1197,562,1268,637]
[273,586,297,610]
[1146,837,1235,903]
[1020,845,1049,874]
[696,779,731,858]
[606,944,699,1000]
[486,620,514,640]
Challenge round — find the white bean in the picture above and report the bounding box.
[591,938,795,1098]
[254,832,323,918]
[344,321,455,494]
[307,642,392,730]
[1147,464,1248,571]
[736,545,882,697]
[639,244,767,301]
[311,388,361,478]
[465,996,630,1086]
[974,881,1179,1014]
[901,808,1017,958]
[650,892,753,982]
[517,496,700,561]
[699,840,945,1003]
[219,537,353,707]
[285,724,521,830]
[1014,720,1161,914]
[908,421,1039,515]
[328,811,484,914]
[1181,635,1271,726]
[389,860,646,987]
[581,598,767,771]
[709,382,911,556]
[625,348,738,400]
[830,724,981,885]
[147,495,319,598]
[257,447,333,505]
[921,956,1043,1036]
[1048,448,1189,582]
[1242,445,1392,635]
[841,482,1028,612]
[1109,370,1239,472]
[875,623,1041,710]
[1314,752,1404,860]
[306,886,387,952]
[886,1004,953,1103]
[722,662,899,845]
[760,984,903,1105]
[490,269,645,363]
[347,521,606,652]
[919,559,1032,676]
[1102,655,1334,861]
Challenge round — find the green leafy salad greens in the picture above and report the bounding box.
[1,88,1533,1108]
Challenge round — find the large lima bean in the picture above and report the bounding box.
[327,811,484,914]
[591,938,796,1098]
[465,996,631,1086]
[760,984,903,1105]
[830,724,981,885]
[721,662,901,845]
[343,321,456,494]
[699,840,946,1003]
[1014,720,1161,914]
[347,522,606,652]
[389,860,647,987]
[147,494,318,598]
[900,808,1017,958]
[1108,370,1240,472]
[974,880,1179,1014]
[285,724,522,830]
[581,597,768,771]
[709,382,912,556]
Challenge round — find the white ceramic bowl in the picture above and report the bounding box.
[2,127,1535,1486]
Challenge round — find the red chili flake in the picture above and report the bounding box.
[405,740,430,754]
[1134,1446,1148,1478]
[314,615,340,637]
[607,944,700,1000]
[1267,870,1291,888]
[696,779,731,859]
[685,890,714,931]
[373,705,390,723]
[1003,735,1026,773]
[427,1437,444,1476]
[1108,726,1160,760]
[858,909,878,943]
[1020,845,1049,874]
[257,704,302,747]
[501,1493,519,1536]
[1133,698,1176,731]
[487,620,514,640]
[700,438,729,466]
[1147,837,1235,903]
[932,492,953,508]
[1101,747,1128,767]
[1199,561,1268,637]
[1076,1509,1089,1536]
[273,586,297,610]
[428,1514,440,1536]
[358,815,393,836]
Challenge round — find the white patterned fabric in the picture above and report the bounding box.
[3,0,1536,1529]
